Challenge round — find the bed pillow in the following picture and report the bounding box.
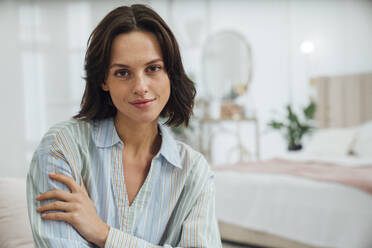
[0,178,33,248]
[352,121,372,158]
[303,127,358,157]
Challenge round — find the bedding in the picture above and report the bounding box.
[353,120,372,158]
[303,127,358,156]
[213,155,372,248]
[214,158,372,195]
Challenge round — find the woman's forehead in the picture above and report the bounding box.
[110,31,163,66]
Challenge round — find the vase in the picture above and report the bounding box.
[288,144,302,151]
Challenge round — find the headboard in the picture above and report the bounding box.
[313,73,372,128]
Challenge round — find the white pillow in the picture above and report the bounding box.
[0,178,34,248]
[303,127,358,157]
[352,121,372,158]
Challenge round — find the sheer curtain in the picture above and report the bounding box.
[0,0,208,177]
[0,0,156,178]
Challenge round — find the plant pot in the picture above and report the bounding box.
[288,144,302,151]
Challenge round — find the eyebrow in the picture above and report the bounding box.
[109,58,163,69]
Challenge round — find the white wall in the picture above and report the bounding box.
[174,0,372,162]
[195,0,372,161]
[0,1,25,177]
[1,0,372,177]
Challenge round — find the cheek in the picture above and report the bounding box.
[107,88,131,109]
[154,74,170,99]
[108,91,120,103]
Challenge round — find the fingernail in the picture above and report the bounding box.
[35,195,41,200]
[48,172,56,177]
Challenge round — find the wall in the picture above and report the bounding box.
[192,0,372,162]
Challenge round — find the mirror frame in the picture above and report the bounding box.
[201,30,253,100]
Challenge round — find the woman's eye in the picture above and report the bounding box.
[114,70,129,77]
[147,65,161,72]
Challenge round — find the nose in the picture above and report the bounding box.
[133,73,149,96]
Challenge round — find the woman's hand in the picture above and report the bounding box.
[36,173,110,248]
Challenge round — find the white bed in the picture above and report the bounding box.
[213,73,372,248]
[215,154,372,248]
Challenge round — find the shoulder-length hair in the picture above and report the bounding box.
[73,4,195,127]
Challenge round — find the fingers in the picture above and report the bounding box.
[37,201,75,213]
[36,173,92,227]
[41,211,70,222]
[48,173,81,193]
[36,189,72,202]
[41,211,86,228]
[79,175,88,194]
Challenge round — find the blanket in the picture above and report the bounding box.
[213,159,372,195]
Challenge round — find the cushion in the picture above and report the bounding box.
[0,178,33,248]
[303,127,358,157]
[352,121,372,158]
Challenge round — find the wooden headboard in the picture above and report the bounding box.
[313,73,372,128]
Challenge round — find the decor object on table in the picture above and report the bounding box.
[220,102,244,120]
[268,101,316,151]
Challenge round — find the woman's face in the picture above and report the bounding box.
[102,31,170,125]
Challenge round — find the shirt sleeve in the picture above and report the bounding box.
[104,176,222,248]
[26,140,94,247]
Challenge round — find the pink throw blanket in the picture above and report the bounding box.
[213,159,372,195]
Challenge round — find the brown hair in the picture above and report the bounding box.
[73,4,195,126]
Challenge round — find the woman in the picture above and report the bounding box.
[27,4,222,248]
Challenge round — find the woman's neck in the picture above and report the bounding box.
[113,115,161,158]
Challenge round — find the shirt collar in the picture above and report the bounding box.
[157,124,182,169]
[92,118,182,169]
[92,117,122,148]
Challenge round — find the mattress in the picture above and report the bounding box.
[214,155,372,248]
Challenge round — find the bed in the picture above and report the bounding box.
[213,73,372,248]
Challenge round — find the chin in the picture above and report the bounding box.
[128,112,160,124]
[136,117,159,124]
[117,106,164,124]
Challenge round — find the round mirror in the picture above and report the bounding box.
[202,31,252,100]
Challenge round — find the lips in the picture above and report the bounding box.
[130,98,155,109]
[130,99,154,104]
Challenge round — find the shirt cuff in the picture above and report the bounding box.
[104,227,141,248]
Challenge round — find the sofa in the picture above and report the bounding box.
[0,178,33,248]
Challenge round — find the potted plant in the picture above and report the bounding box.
[268,101,316,151]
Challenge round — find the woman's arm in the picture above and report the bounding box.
[35,173,110,247]
[32,171,222,248]
[27,145,96,247]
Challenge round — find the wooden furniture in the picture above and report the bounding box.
[219,221,318,248]
[197,116,260,163]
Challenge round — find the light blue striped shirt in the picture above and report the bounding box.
[27,117,222,247]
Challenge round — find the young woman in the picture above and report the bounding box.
[26,4,222,248]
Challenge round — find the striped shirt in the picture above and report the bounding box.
[26,117,222,247]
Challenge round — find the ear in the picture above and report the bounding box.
[101,83,109,91]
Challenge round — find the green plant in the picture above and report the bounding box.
[268,101,316,151]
